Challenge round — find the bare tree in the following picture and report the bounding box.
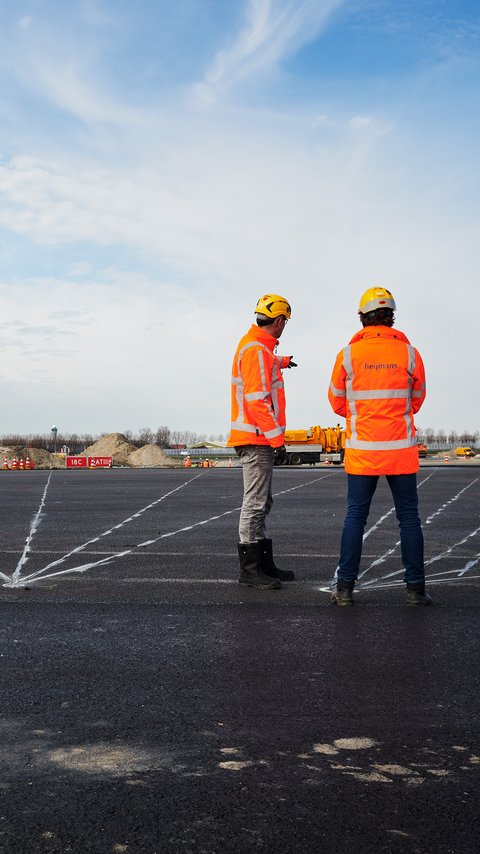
[138,427,154,446]
[155,425,171,447]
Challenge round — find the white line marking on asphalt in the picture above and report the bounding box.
[358,475,478,586]
[458,554,480,575]
[5,473,53,587]
[11,473,334,587]
[359,472,437,551]
[358,544,480,590]
[425,478,479,524]
[328,472,438,589]
[358,574,480,590]
[319,573,480,594]
[120,578,236,584]
[425,527,480,567]
[17,474,204,585]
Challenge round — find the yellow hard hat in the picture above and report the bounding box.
[255,294,292,319]
[358,286,396,315]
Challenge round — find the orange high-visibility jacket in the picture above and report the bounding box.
[227,325,290,448]
[328,326,426,475]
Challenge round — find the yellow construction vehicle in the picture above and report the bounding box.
[280,424,346,466]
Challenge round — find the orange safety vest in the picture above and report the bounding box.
[328,326,426,475]
[227,325,289,448]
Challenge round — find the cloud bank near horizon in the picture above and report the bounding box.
[0,0,479,434]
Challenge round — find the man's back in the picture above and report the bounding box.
[329,324,426,475]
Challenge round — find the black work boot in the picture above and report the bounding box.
[258,538,295,581]
[331,580,355,606]
[238,542,282,590]
[406,585,432,606]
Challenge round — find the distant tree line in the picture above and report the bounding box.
[1,426,477,454]
[0,426,227,454]
[416,429,479,449]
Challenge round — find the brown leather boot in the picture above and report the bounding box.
[331,581,354,606]
[406,586,432,606]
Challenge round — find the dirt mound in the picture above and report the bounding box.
[81,433,138,466]
[80,433,181,467]
[127,444,181,468]
[0,445,64,469]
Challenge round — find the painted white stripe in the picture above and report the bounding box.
[359,543,480,589]
[322,572,480,594]
[16,473,334,586]
[354,472,436,582]
[17,474,204,584]
[458,554,480,576]
[359,574,480,590]
[9,472,53,585]
[425,526,480,567]
[357,479,480,586]
[425,478,479,524]
[359,471,466,581]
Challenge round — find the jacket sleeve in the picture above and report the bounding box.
[328,349,347,418]
[240,346,285,447]
[411,348,426,414]
[278,355,291,369]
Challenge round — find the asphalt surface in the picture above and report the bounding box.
[1,465,479,853]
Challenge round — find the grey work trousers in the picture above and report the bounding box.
[236,445,274,544]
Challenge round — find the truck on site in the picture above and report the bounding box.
[418,442,428,458]
[455,447,475,458]
[279,424,346,466]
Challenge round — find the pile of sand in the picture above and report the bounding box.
[127,444,180,468]
[0,445,64,469]
[1,433,183,470]
[80,433,137,466]
[80,433,181,468]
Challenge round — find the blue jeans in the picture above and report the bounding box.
[338,474,425,589]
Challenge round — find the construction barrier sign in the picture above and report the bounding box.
[88,457,112,468]
[66,457,87,468]
[66,457,112,469]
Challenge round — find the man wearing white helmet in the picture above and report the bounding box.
[328,287,431,606]
[227,294,297,589]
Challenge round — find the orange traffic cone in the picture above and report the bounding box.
[185,456,191,468]
[2,456,9,470]
[19,458,25,470]
[25,456,31,470]
[324,456,330,465]
[11,456,18,470]
[444,455,449,462]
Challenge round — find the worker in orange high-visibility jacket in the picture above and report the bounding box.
[328,287,431,607]
[227,294,298,590]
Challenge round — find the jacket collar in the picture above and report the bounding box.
[349,325,411,345]
[249,324,278,349]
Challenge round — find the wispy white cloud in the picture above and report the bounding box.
[195,0,346,101]
[0,0,479,434]
[18,15,33,30]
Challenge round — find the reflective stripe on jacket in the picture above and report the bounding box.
[227,325,287,448]
[328,326,426,475]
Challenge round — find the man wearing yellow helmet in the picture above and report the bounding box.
[328,287,431,606]
[227,294,297,589]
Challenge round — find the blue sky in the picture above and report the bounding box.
[0,0,479,438]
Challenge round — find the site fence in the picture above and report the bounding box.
[163,448,234,458]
